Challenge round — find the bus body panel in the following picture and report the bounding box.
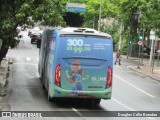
[38,28,113,100]
[51,85,112,99]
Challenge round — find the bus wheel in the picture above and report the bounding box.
[93,99,101,105]
[42,84,45,89]
[87,98,101,105]
[41,73,45,89]
[47,89,52,102]
[87,99,94,105]
[47,83,52,102]
[48,94,52,102]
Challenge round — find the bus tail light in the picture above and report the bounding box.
[106,67,112,88]
[55,64,61,87]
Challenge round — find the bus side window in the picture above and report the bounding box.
[49,37,56,51]
[48,38,55,64]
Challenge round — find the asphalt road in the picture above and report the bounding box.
[2,31,160,120]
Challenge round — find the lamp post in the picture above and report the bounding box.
[98,0,102,31]
[118,19,124,50]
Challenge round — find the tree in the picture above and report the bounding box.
[1,0,160,59]
[0,0,67,63]
[32,0,66,26]
[119,0,147,55]
[0,0,34,64]
[83,0,119,30]
[119,0,160,55]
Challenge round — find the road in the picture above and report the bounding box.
[2,31,160,120]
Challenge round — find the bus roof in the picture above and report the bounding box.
[59,27,111,37]
[44,27,111,37]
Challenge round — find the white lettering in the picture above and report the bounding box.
[67,39,83,46]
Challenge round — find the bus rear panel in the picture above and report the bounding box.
[49,33,113,100]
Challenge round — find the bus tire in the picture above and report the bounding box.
[47,82,52,102]
[87,99,94,105]
[48,94,52,102]
[41,72,45,89]
[93,99,101,105]
[42,84,45,89]
[87,98,101,105]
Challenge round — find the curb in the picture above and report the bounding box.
[127,66,160,83]
[8,58,13,65]
[0,58,10,110]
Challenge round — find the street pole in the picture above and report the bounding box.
[141,26,144,66]
[118,19,123,50]
[137,45,141,68]
[157,50,160,66]
[149,31,155,67]
[149,38,154,71]
[151,38,157,74]
[127,29,130,59]
[98,0,102,31]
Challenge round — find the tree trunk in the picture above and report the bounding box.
[0,47,9,65]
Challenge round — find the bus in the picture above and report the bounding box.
[38,27,113,105]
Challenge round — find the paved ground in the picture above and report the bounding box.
[0,53,159,110]
[0,58,9,110]
[120,54,160,82]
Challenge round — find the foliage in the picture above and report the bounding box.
[101,23,120,51]
[0,0,67,50]
[0,0,33,48]
[120,32,128,55]
[118,0,160,55]
[32,0,66,26]
[1,0,160,59]
[83,0,119,30]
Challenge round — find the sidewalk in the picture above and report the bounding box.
[122,54,160,82]
[0,58,9,110]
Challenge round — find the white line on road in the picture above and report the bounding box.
[112,98,154,120]
[112,98,135,111]
[114,74,156,98]
[72,107,83,117]
[26,57,31,61]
